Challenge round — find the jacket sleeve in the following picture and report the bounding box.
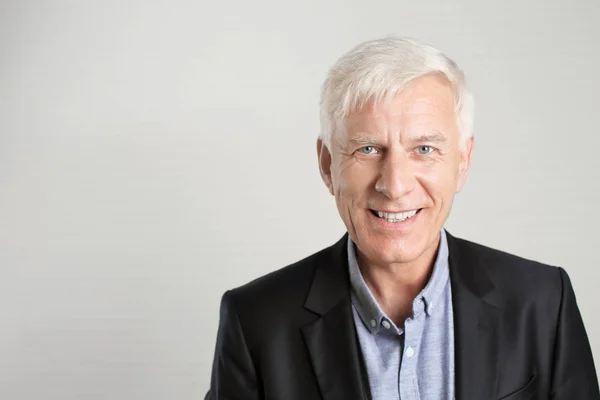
[205,290,260,400]
[551,267,600,399]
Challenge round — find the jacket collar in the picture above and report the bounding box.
[301,231,502,400]
[301,233,369,400]
[447,232,502,400]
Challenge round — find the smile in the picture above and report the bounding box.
[370,209,421,222]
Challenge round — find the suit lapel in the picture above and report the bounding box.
[301,234,368,400]
[301,231,503,399]
[447,233,502,400]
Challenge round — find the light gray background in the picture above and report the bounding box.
[1,0,599,398]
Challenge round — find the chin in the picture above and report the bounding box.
[357,227,436,266]
[375,238,426,264]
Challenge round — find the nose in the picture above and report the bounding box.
[375,151,416,200]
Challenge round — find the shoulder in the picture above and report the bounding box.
[216,238,346,350]
[449,233,564,300]
[223,236,344,317]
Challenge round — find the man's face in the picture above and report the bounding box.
[318,74,473,266]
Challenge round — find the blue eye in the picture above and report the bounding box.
[417,145,434,155]
[359,146,377,155]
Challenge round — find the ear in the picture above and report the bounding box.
[317,138,334,195]
[456,136,474,193]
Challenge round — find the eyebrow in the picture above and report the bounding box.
[347,131,447,145]
[348,135,379,145]
[411,131,448,144]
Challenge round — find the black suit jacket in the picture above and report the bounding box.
[206,233,599,399]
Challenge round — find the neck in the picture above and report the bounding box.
[356,234,441,325]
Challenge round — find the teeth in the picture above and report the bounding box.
[375,209,418,222]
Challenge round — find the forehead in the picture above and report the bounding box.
[344,74,458,135]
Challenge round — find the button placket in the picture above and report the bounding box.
[404,317,416,360]
[400,315,422,399]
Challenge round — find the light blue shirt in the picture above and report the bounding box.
[348,229,455,400]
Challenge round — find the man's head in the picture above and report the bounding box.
[317,37,474,267]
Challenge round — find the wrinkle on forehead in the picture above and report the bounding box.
[340,76,459,145]
[349,74,457,119]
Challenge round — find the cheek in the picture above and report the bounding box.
[340,164,378,199]
[334,159,370,188]
[416,161,460,198]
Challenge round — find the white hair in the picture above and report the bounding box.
[319,36,474,149]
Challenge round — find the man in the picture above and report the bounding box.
[206,37,599,399]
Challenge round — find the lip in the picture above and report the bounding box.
[370,208,421,214]
[368,208,422,231]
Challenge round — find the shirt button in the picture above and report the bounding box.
[406,346,415,358]
[370,319,377,328]
[382,320,391,329]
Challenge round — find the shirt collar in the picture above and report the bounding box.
[348,229,450,334]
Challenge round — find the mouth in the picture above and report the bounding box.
[369,208,422,223]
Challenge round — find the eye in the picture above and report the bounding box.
[416,145,434,155]
[359,146,378,155]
